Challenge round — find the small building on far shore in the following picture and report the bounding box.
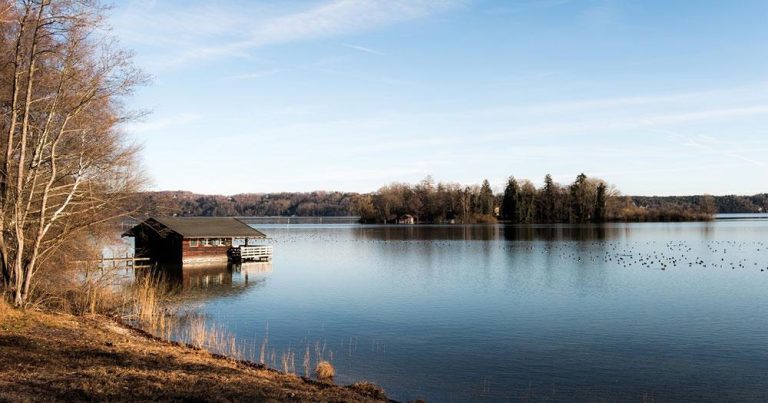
[397,214,416,225]
[122,217,268,264]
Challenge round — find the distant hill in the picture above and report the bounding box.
[135,191,358,217]
[135,191,767,218]
[631,194,768,214]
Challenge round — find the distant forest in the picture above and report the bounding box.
[136,175,766,223]
[631,194,768,215]
[137,191,357,217]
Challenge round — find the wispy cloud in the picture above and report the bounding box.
[639,105,768,126]
[249,0,458,47]
[210,85,768,159]
[467,82,768,117]
[580,0,622,29]
[116,0,461,70]
[227,69,283,80]
[663,129,767,168]
[341,43,385,56]
[442,104,768,143]
[725,153,766,167]
[480,0,570,16]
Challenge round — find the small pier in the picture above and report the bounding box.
[229,245,273,262]
[73,256,153,269]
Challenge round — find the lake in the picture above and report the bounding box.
[166,220,768,402]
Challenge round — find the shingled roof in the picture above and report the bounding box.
[123,217,266,238]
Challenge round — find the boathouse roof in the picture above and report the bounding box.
[123,217,267,238]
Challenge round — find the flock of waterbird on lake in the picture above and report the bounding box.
[266,231,768,273]
[533,240,768,272]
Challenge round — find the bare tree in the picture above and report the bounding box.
[0,0,145,307]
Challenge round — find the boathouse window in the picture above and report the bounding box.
[201,238,210,246]
[212,238,222,246]
[189,239,199,247]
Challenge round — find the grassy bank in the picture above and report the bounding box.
[0,300,389,402]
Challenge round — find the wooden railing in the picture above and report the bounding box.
[229,245,273,262]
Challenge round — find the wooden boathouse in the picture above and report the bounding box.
[123,217,271,264]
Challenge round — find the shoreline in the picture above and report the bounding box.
[0,305,391,402]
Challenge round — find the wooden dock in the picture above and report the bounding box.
[73,256,153,269]
[229,245,273,262]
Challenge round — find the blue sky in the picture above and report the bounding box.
[111,0,768,196]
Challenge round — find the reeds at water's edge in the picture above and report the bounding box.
[125,274,334,379]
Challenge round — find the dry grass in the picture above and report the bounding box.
[0,309,387,402]
[71,266,127,315]
[304,344,311,377]
[349,382,388,400]
[123,275,243,360]
[0,298,21,329]
[282,347,297,374]
[128,273,166,326]
[252,329,333,380]
[315,361,335,381]
[0,297,10,315]
[26,262,130,315]
[181,314,242,359]
[122,272,181,340]
[259,323,269,364]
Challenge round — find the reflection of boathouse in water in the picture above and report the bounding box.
[165,262,273,294]
[180,262,273,289]
[131,262,273,303]
[122,217,272,265]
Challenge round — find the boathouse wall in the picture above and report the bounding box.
[181,237,232,263]
[132,223,183,263]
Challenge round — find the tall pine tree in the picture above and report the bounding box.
[479,179,494,215]
[539,174,556,223]
[501,177,519,222]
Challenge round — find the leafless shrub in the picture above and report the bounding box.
[315,361,335,382]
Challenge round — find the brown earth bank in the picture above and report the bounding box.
[0,302,391,402]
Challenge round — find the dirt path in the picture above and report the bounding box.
[0,304,389,402]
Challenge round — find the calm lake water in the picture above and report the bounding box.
[166,220,768,402]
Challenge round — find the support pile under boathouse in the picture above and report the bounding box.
[122,217,271,264]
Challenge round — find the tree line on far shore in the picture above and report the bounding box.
[133,182,766,223]
[138,191,357,217]
[354,174,718,224]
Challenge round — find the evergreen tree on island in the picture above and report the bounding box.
[479,179,494,216]
[538,174,557,223]
[501,177,519,222]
